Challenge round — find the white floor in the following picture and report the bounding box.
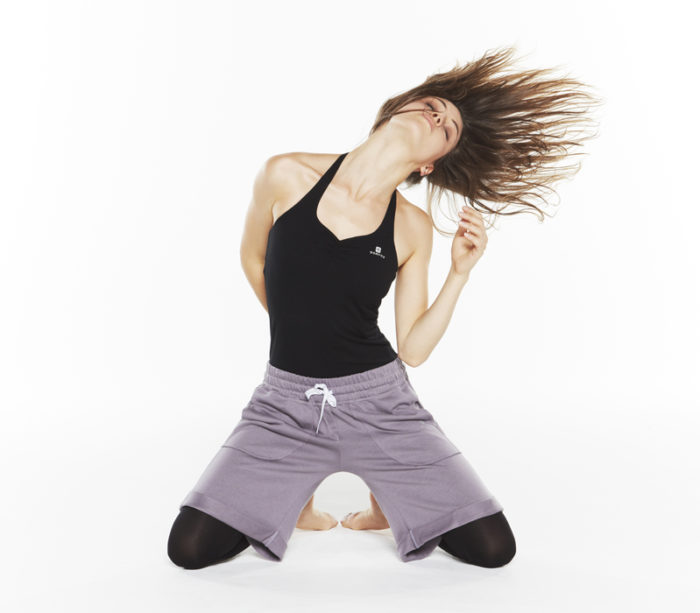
[5,408,698,613]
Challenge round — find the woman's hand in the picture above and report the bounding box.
[451,206,487,277]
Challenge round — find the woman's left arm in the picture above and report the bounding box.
[396,206,486,367]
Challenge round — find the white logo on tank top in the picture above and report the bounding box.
[369,245,386,259]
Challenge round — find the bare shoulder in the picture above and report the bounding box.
[395,191,433,268]
[264,152,341,220]
[265,151,338,189]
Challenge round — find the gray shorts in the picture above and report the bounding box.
[179,356,503,562]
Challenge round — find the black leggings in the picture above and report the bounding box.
[168,505,516,569]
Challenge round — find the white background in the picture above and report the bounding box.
[1,1,698,611]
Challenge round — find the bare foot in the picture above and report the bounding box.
[341,491,390,530]
[295,494,339,530]
[295,507,339,530]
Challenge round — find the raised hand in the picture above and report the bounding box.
[451,206,487,278]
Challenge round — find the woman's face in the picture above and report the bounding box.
[389,95,463,169]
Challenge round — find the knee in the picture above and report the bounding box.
[167,506,249,569]
[167,526,211,570]
[439,524,517,568]
[475,538,517,568]
[166,509,219,570]
[441,511,518,568]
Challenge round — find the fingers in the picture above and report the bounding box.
[458,206,484,239]
[458,206,484,226]
[457,206,487,250]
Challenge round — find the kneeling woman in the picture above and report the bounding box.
[168,45,601,569]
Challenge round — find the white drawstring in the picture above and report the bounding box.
[304,383,337,433]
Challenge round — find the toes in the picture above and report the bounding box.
[341,511,355,524]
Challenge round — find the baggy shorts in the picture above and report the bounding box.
[179,356,503,562]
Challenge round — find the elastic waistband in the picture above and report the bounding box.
[262,356,408,402]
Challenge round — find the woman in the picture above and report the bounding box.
[167,46,602,569]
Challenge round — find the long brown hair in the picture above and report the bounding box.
[370,46,604,236]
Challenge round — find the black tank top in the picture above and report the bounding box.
[263,151,399,377]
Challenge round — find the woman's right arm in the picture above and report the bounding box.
[239,154,291,312]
